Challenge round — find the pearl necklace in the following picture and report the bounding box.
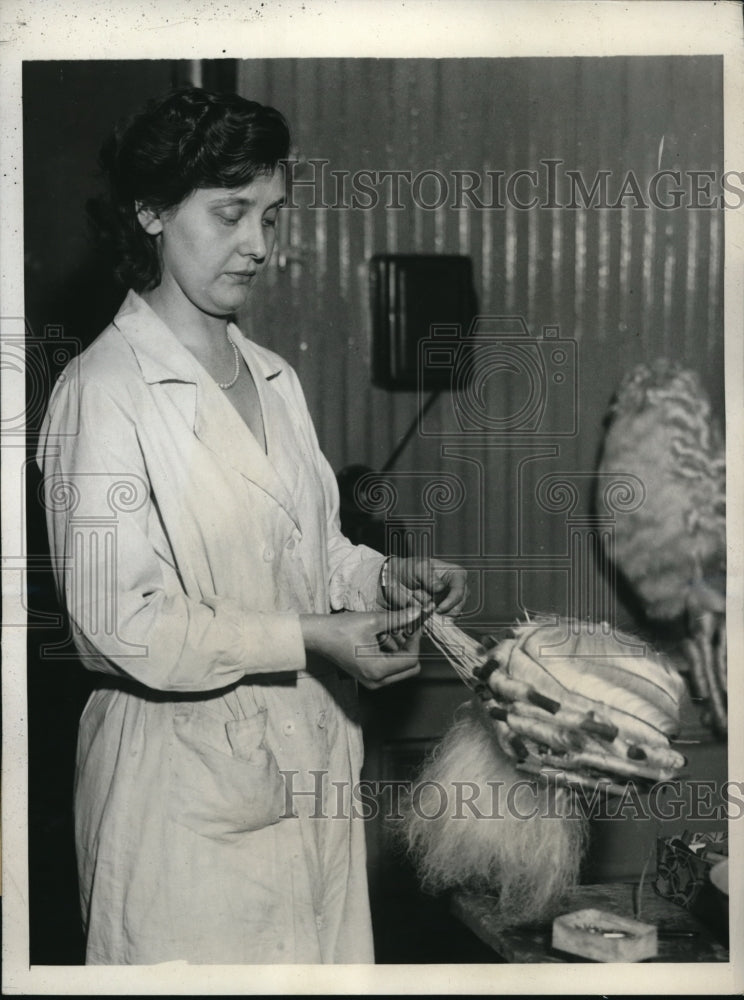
[218,332,241,390]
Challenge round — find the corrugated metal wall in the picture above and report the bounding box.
[237,57,724,628]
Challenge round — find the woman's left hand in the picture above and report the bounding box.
[379,556,469,616]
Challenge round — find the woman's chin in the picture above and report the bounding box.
[217,279,259,312]
[196,288,253,320]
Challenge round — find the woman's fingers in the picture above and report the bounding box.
[375,604,422,638]
[365,662,422,689]
[431,565,469,614]
[377,609,423,652]
[301,611,421,686]
[378,631,404,653]
[390,558,469,616]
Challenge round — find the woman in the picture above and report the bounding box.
[37,87,467,965]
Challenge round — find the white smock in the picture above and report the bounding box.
[37,290,384,964]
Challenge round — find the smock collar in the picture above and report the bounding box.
[112,289,283,385]
[111,290,299,529]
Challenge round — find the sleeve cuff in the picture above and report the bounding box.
[239,611,307,674]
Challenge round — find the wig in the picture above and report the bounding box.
[92,87,290,291]
[400,615,687,929]
[598,359,727,735]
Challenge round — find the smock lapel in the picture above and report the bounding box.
[113,291,301,529]
[228,328,305,520]
[194,376,301,530]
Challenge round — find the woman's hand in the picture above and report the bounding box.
[300,608,422,690]
[379,556,469,616]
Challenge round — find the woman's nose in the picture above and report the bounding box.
[237,222,267,261]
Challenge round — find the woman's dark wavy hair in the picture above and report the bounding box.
[92,87,290,292]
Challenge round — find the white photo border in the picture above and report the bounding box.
[2,0,743,994]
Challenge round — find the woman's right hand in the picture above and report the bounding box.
[299,607,422,689]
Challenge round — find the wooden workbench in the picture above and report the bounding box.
[451,882,729,963]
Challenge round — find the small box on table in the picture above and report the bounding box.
[552,908,658,962]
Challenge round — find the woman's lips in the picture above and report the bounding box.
[225,271,256,282]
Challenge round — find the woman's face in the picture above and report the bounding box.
[139,170,285,319]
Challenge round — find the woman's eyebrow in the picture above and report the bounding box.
[209,195,252,207]
[209,195,286,208]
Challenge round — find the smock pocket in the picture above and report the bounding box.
[169,705,286,842]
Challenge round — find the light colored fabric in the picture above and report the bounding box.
[37,290,384,964]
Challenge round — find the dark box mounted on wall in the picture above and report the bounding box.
[370,254,477,390]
